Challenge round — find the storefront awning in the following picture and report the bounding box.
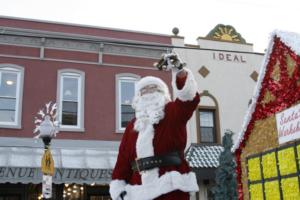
[0,137,119,185]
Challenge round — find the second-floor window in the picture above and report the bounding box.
[0,65,24,128]
[116,74,139,132]
[198,109,216,143]
[58,70,84,131]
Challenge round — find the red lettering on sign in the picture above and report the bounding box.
[279,121,300,137]
[280,109,300,125]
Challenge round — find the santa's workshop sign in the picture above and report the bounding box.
[276,103,300,144]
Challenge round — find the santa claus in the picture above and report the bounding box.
[110,53,200,200]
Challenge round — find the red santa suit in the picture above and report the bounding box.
[110,69,199,200]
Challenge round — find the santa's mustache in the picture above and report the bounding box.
[132,92,166,110]
[140,92,161,102]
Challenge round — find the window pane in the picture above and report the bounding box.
[200,127,215,143]
[62,101,78,125]
[63,77,79,101]
[0,97,16,122]
[199,110,216,143]
[121,81,135,105]
[0,110,15,122]
[121,104,135,127]
[120,79,136,128]
[0,97,16,110]
[0,72,17,97]
[199,111,214,127]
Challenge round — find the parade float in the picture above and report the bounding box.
[233,31,300,200]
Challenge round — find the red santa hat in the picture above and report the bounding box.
[135,76,171,100]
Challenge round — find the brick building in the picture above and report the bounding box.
[0,16,171,200]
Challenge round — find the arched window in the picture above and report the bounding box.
[0,64,24,128]
[115,73,140,133]
[57,69,85,131]
[196,90,221,144]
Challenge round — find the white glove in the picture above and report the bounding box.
[164,52,185,71]
[154,52,185,71]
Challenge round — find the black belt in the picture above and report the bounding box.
[131,151,181,173]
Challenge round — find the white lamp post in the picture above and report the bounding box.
[34,101,59,199]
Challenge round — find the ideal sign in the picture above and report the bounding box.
[276,103,300,144]
[212,52,246,63]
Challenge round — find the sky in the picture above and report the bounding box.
[1,0,300,53]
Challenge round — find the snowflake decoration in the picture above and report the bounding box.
[34,101,59,139]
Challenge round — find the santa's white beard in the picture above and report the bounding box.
[132,92,169,184]
[132,92,168,134]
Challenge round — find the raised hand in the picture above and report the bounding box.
[154,52,186,71]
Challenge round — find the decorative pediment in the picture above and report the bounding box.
[206,24,246,44]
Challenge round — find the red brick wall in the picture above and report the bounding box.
[0,17,172,141]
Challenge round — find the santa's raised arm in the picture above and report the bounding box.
[110,53,199,200]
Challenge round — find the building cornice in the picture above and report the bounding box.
[197,36,253,46]
[0,27,169,59]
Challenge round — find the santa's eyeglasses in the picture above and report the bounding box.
[140,84,163,96]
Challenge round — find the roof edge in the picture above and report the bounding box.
[272,30,300,56]
[233,29,300,152]
[232,32,276,152]
[0,15,172,38]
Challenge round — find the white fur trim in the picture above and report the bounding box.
[172,68,198,101]
[135,122,160,184]
[135,76,171,101]
[124,171,199,200]
[110,179,126,200]
[136,122,155,158]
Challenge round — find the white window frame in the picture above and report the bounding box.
[115,73,140,133]
[0,64,24,129]
[57,69,85,132]
[197,107,218,144]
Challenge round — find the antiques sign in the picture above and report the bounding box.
[0,167,112,184]
[276,103,300,144]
